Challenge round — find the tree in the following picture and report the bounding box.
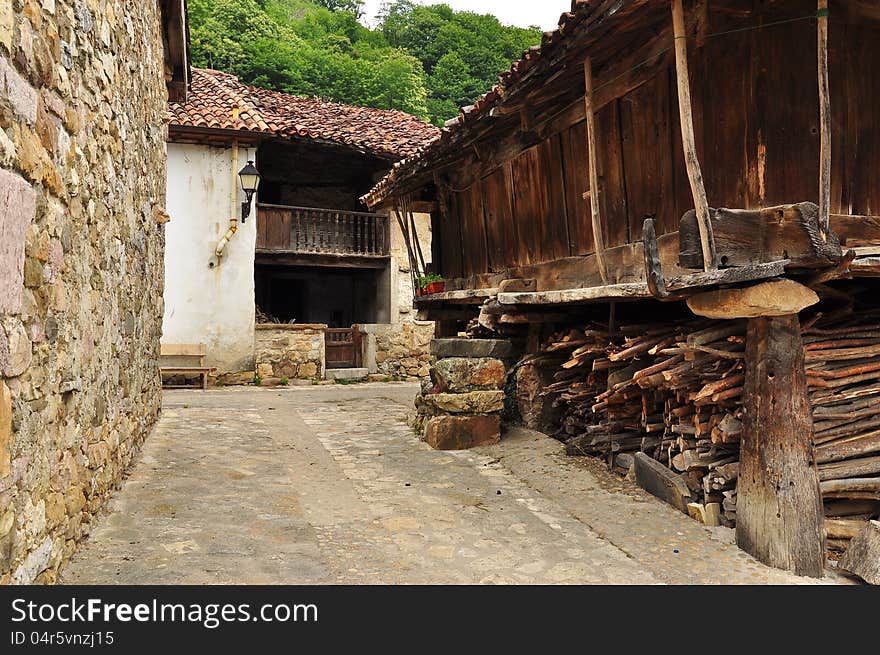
[313,0,364,16]
[186,0,541,125]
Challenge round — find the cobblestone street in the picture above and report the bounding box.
[61,384,830,584]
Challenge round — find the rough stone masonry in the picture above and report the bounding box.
[0,1,169,583]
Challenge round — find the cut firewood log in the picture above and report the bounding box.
[818,455,880,481]
[825,518,868,540]
[838,520,880,584]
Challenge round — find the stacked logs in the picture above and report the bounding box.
[805,308,880,552]
[530,309,880,544]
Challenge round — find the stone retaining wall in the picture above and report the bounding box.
[255,324,325,381]
[0,2,169,583]
[364,321,433,380]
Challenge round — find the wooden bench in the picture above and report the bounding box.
[160,344,213,390]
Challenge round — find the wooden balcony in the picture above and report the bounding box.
[256,204,391,259]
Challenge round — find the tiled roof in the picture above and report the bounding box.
[169,68,440,159]
[363,0,631,205]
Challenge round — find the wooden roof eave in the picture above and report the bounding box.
[368,0,672,206]
[161,0,191,103]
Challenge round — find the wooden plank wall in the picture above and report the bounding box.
[444,2,880,279]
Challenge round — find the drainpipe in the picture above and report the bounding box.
[208,140,240,268]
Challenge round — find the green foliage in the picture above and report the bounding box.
[187,0,542,125]
[253,374,262,386]
[380,2,542,124]
[417,273,444,289]
[279,377,289,385]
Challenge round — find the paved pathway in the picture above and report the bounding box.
[62,384,835,584]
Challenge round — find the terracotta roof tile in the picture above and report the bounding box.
[169,69,440,159]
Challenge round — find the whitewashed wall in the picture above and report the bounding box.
[163,142,257,373]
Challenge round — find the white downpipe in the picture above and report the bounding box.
[209,140,240,268]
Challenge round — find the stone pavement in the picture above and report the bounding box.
[61,384,838,584]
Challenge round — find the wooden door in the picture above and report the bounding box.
[325,326,362,369]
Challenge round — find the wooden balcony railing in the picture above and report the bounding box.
[256,204,390,256]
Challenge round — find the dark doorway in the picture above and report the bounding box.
[255,264,389,327]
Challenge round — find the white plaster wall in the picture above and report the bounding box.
[389,210,433,324]
[162,142,257,373]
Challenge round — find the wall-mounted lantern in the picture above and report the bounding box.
[238,160,261,223]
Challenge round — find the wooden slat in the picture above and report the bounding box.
[817,0,831,233]
[583,58,608,283]
[255,205,389,257]
[671,0,717,272]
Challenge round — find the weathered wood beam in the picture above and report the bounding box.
[498,260,788,306]
[737,315,825,578]
[817,0,831,235]
[583,57,608,283]
[679,203,841,269]
[643,218,669,299]
[671,0,717,272]
[416,288,498,305]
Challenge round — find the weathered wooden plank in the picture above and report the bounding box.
[417,288,499,304]
[633,452,693,514]
[458,183,488,277]
[583,58,608,283]
[838,520,880,584]
[817,0,831,233]
[510,147,542,266]
[618,73,675,241]
[671,0,716,271]
[480,167,516,272]
[498,259,787,306]
[596,101,628,248]
[560,120,594,256]
[737,314,825,578]
[679,203,841,269]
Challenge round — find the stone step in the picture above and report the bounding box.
[325,368,369,381]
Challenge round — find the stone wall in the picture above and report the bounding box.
[0,1,168,583]
[372,210,434,379]
[255,324,325,381]
[365,321,433,380]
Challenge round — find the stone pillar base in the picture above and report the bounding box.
[424,415,501,450]
[412,340,513,450]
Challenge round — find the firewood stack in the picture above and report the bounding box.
[530,308,880,545]
[805,308,880,553]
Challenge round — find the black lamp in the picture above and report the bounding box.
[238,160,261,223]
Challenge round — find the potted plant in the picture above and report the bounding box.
[418,274,445,295]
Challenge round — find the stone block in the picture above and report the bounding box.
[0,170,37,313]
[433,357,506,393]
[423,415,501,450]
[431,338,514,359]
[423,390,504,414]
[0,381,10,478]
[325,367,367,381]
[687,279,819,319]
[0,320,32,377]
[0,3,11,50]
[0,56,37,124]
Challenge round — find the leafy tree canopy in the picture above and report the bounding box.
[187,0,542,125]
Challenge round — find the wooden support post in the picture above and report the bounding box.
[817,0,831,236]
[737,315,825,577]
[671,0,717,271]
[583,58,608,283]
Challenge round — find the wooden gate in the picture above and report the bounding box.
[325,326,362,369]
